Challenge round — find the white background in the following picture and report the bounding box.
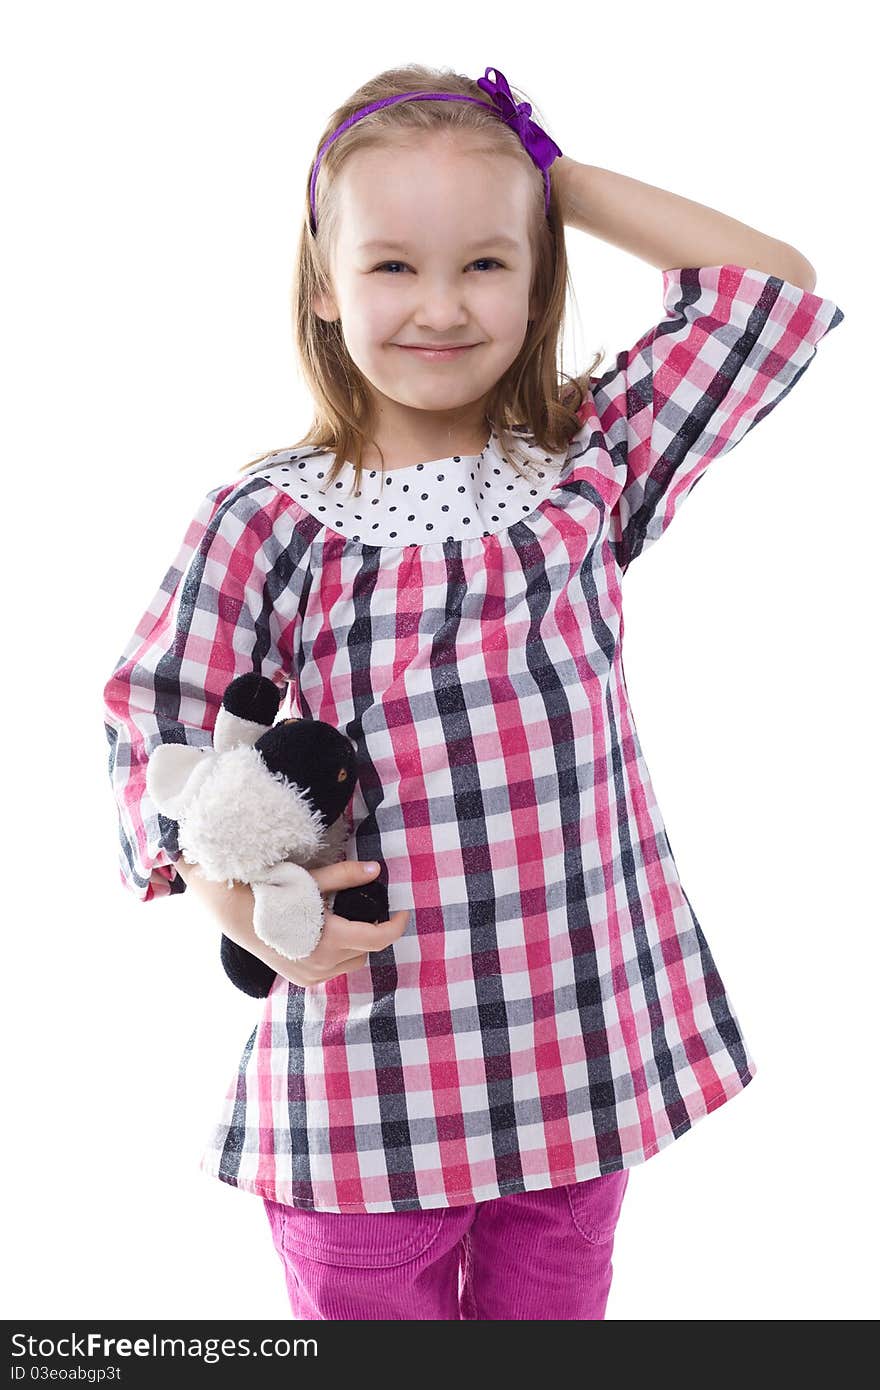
[3,0,875,1322]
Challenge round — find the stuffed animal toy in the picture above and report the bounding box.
[145,673,388,997]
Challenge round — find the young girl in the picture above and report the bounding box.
[102,63,844,1321]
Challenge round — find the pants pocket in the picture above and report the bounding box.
[565,1169,630,1245]
[275,1202,447,1269]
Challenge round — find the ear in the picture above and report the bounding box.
[312,288,340,323]
[146,744,216,819]
[214,672,282,753]
[213,706,274,755]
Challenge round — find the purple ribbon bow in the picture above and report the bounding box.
[476,68,563,210]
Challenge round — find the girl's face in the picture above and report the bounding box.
[313,134,538,460]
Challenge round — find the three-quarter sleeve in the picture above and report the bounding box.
[588,264,845,569]
[102,475,316,903]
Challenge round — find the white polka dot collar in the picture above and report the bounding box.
[251,429,570,546]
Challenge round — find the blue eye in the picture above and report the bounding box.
[372,259,504,274]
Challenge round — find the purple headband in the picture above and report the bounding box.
[308,66,563,234]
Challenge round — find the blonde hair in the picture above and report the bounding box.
[238,63,603,494]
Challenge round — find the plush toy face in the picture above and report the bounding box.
[145,673,358,887]
[148,741,329,883]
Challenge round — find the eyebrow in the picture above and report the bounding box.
[358,234,522,253]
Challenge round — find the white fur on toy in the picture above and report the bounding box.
[146,702,351,961]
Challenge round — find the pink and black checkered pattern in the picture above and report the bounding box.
[103,265,843,1211]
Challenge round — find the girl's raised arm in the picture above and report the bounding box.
[554,157,816,287]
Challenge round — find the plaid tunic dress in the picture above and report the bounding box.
[103,264,844,1212]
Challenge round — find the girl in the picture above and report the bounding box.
[102,63,844,1321]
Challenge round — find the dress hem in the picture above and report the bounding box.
[197,1064,757,1213]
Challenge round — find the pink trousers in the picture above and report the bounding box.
[263,1169,629,1321]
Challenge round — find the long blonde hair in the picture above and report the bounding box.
[238,63,603,494]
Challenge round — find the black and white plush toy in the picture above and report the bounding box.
[145,674,388,997]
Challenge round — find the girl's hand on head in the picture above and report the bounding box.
[279,859,411,988]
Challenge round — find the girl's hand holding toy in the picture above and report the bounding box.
[176,855,410,989]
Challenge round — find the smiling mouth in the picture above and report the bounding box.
[396,344,479,358]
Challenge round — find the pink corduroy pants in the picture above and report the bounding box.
[263,1169,630,1321]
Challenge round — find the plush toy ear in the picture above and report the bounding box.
[146,744,217,820]
[213,673,283,754]
[212,706,272,755]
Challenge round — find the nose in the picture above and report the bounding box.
[412,283,472,331]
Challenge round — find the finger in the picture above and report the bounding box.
[310,859,382,894]
[328,908,411,952]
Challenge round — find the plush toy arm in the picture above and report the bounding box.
[220,935,279,998]
[250,860,326,961]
